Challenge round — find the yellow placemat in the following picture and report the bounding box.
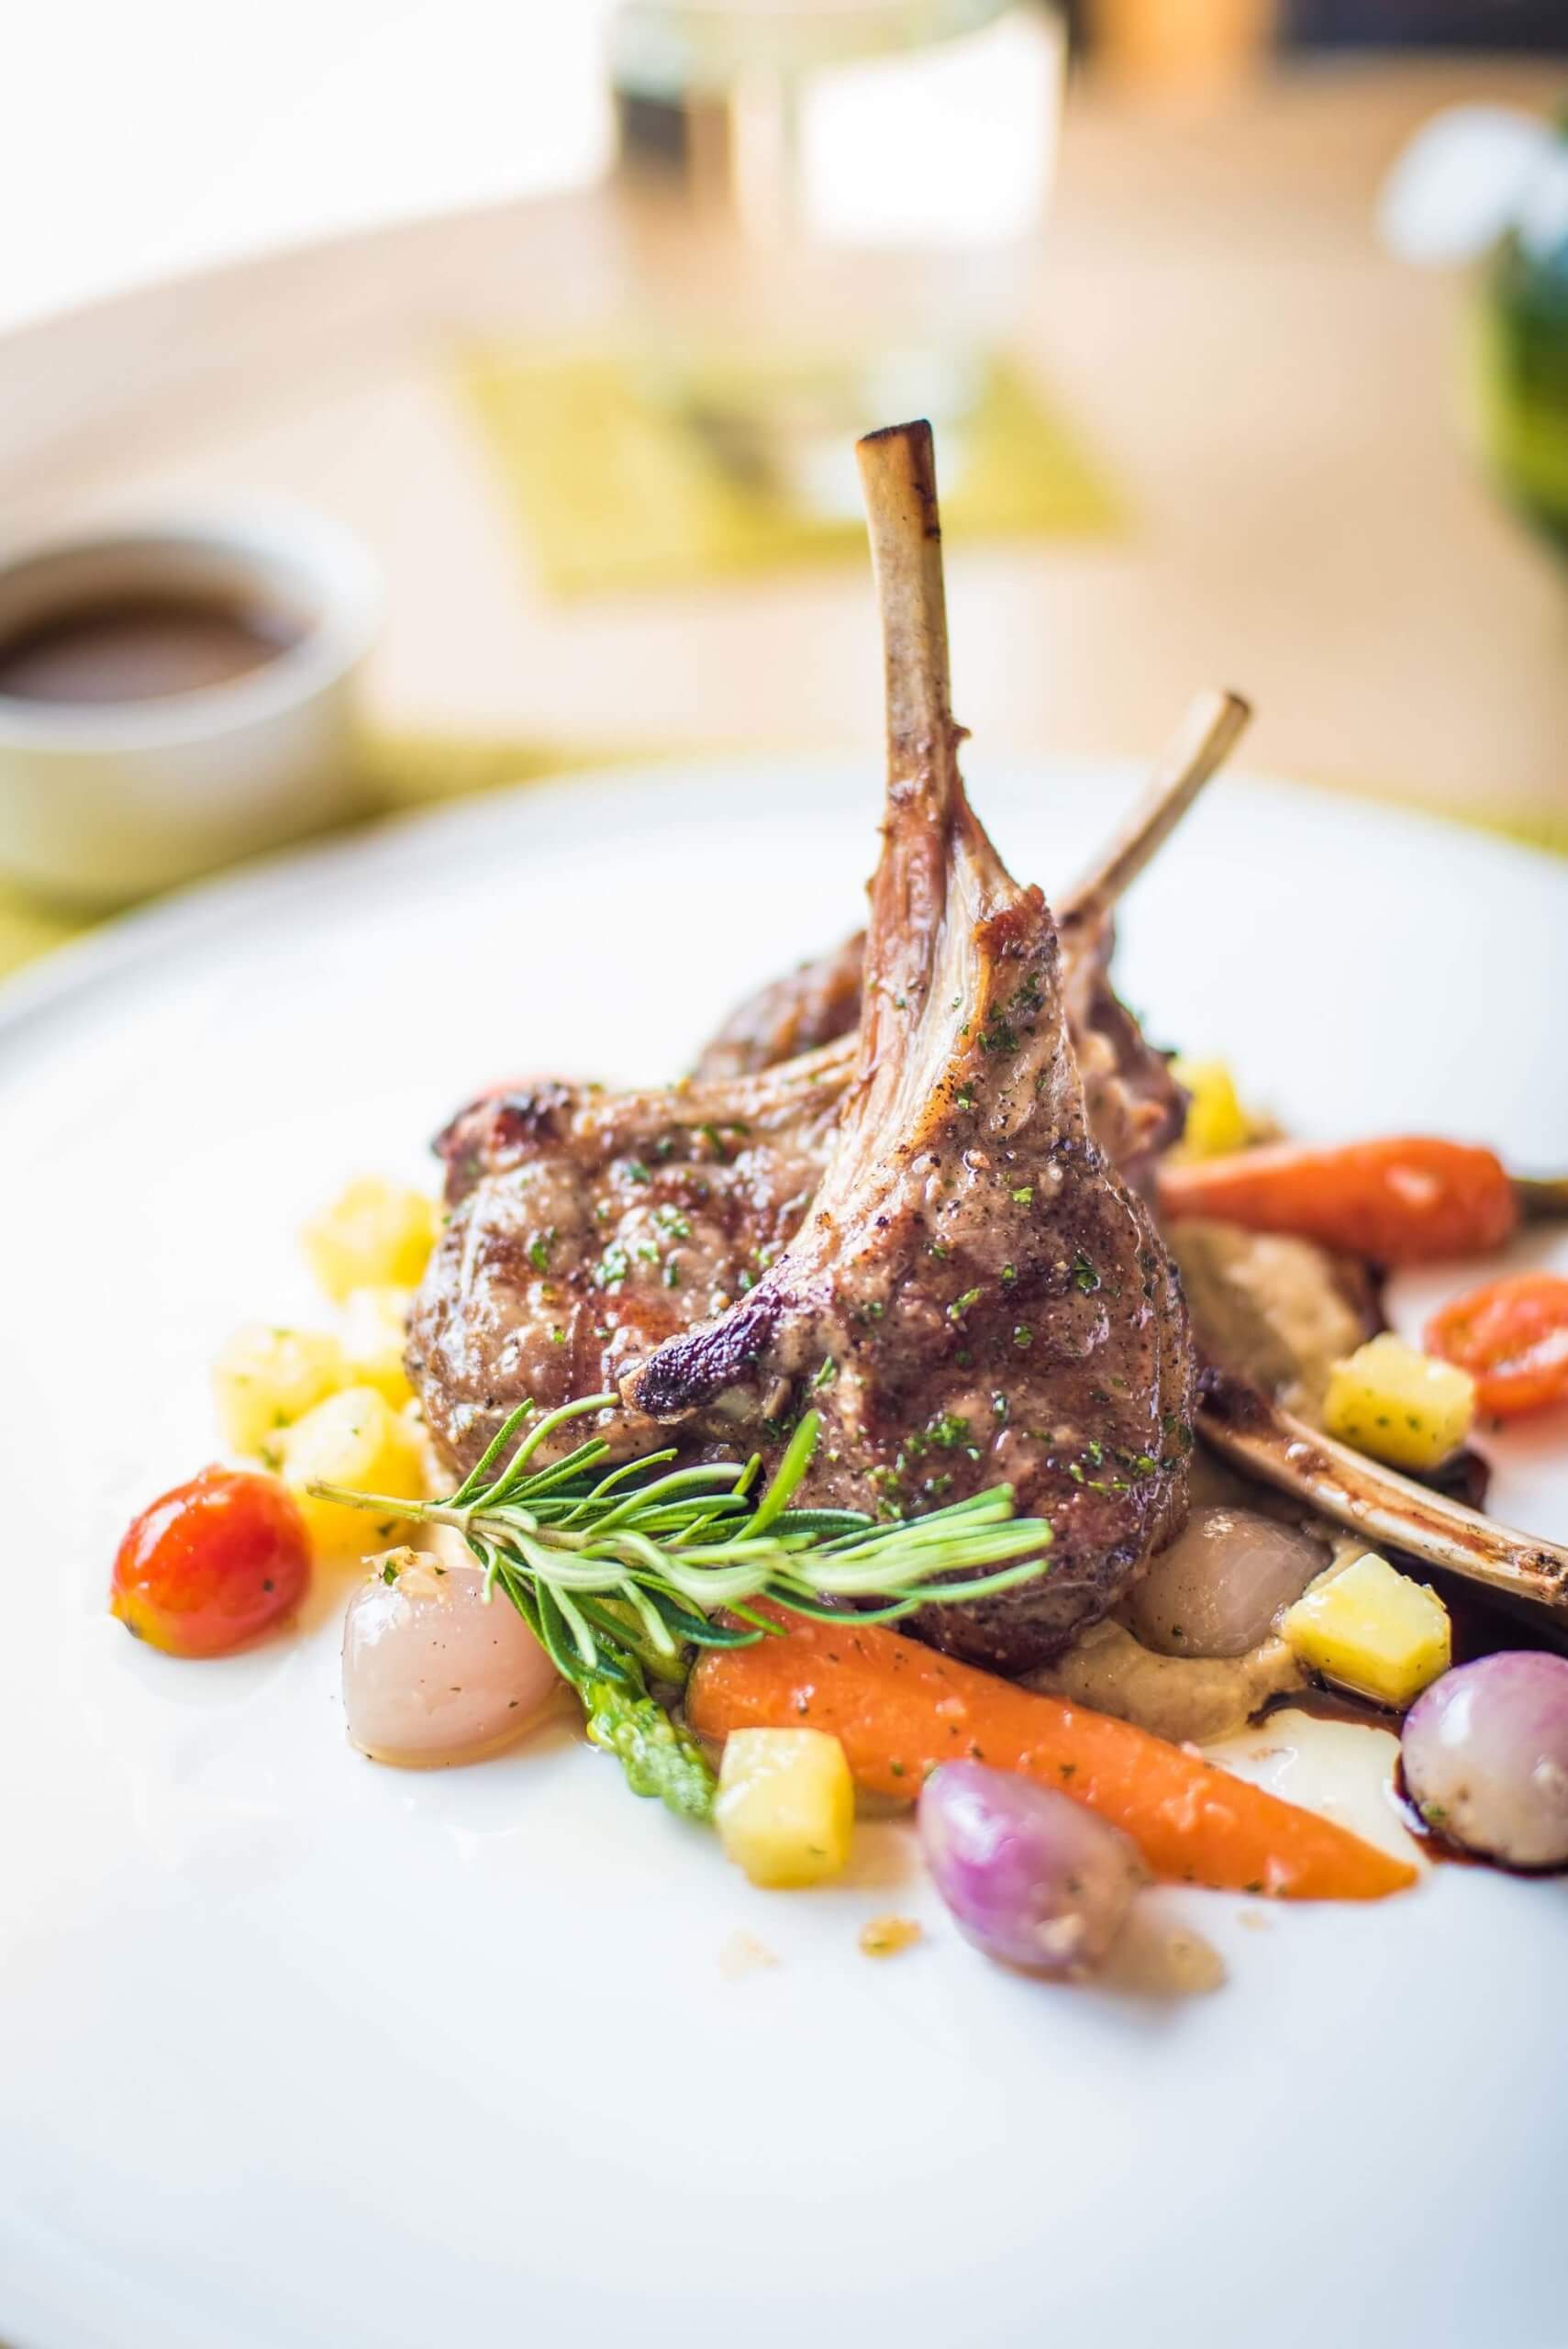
[0,893,83,983]
[463,347,1124,598]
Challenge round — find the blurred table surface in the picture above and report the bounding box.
[2,53,1563,826]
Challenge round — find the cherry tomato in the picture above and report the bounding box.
[1426,1273,1568,1419]
[111,1466,311,1657]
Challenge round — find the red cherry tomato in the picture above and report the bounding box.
[1426,1273,1568,1419]
[111,1466,310,1657]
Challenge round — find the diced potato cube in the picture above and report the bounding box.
[716,1728,855,1888]
[280,1386,427,1555]
[1323,1333,1475,1472]
[1283,1551,1451,1709]
[213,1324,347,1459]
[302,1178,440,1302]
[341,1286,415,1408]
[1170,1059,1255,1161]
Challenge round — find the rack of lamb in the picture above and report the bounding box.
[409,421,1208,1671]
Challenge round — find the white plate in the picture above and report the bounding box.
[3,756,1565,2349]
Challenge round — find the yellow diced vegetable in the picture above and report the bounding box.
[213,1324,347,1459]
[716,1728,855,1888]
[1170,1059,1255,1161]
[280,1386,426,1555]
[1323,1332,1476,1472]
[302,1178,440,1302]
[1283,1551,1451,1709]
[341,1286,415,1408]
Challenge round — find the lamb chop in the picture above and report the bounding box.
[406,701,1228,1497]
[696,931,864,1085]
[695,687,1250,1194]
[620,421,1196,1671]
[411,668,1240,1505]
[408,1045,851,1477]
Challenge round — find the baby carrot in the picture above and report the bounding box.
[689,1612,1417,1901]
[1157,1136,1517,1265]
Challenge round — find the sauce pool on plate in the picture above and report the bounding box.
[0,593,304,707]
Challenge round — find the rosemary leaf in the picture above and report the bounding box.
[310,1395,1052,1817]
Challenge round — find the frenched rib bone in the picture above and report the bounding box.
[695,687,1250,1191]
[620,424,1197,1669]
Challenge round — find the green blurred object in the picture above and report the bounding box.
[1474,108,1568,550]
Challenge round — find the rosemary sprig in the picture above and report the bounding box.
[311,1393,1051,1819]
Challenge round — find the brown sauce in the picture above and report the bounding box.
[1265,1682,1399,1733]
[0,594,303,706]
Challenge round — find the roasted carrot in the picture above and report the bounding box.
[689,1612,1417,1901]
[1427,1272,1568,1418]
[1157,1136,1517,1265]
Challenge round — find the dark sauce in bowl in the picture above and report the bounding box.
[0,593,304,707]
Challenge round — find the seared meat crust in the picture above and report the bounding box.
[410,1057,842,1476]
[409,424,1197,1671]
[693,903,1184,1195]
[622,424,1194,1669]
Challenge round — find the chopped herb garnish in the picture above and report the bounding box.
[593,1243,630,1291]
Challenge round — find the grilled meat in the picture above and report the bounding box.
[410,682,1236,1515]
[410,1052,846,1476]
[695,932,865,1085]
[621,424,1196,1670]
[693,689,1249,1194]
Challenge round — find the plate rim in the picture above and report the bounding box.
[5,744,1568,2349]
[3,751,1562,1057]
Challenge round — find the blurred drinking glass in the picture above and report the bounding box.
[609,0,1066,512]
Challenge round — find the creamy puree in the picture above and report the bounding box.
[1029,1617,1304,1744]
[1165,1217,1376,1422]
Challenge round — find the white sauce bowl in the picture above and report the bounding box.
[0,507,382,907]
